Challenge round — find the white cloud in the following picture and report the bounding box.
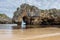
[0,0,60,18]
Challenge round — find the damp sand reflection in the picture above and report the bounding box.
[0,24,60,40]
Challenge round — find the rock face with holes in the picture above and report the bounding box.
[13,3,60,25]
[13,3,40,25]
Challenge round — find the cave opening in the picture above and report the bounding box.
[22,16,28,24]
[21,16,28,29]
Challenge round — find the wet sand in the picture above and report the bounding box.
[0,24,60,40]
[0,28,60,40]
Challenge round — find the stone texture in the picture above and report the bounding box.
[0,14,12,24]
[13,3,60,25]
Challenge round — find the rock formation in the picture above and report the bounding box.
[13,3,60,25]
[0,14,12,24]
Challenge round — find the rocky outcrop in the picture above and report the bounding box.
[0,14,12,24]
[13,3,60,25]
[13,3,40,25]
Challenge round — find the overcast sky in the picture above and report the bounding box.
[0,0,60,18]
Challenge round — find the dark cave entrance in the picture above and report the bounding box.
[22,16,28,25]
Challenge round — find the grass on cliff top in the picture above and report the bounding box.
[0,13,9,18]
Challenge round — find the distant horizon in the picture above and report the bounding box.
[0,0,60,18]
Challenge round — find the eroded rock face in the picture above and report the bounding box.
[13,3,60,25]
[0,14,12,24]
[13,3,40,25]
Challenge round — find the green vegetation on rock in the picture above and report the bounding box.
[0,13,12,24]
